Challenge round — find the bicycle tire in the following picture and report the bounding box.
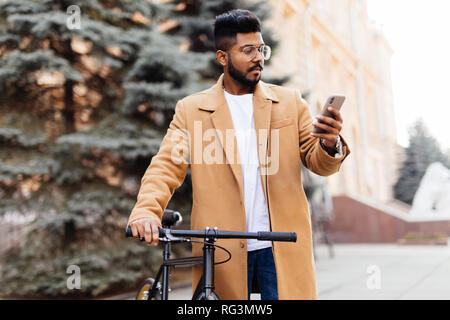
[135,278,162,300]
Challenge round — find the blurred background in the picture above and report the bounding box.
[0,0,449,299]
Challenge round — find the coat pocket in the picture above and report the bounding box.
[271,118,294,129]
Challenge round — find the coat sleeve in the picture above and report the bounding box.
[296,90,351,176]
[127,99,190,225]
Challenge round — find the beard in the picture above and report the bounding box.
[227,53,261,88]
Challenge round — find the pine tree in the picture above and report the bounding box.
[0,0,285,298]
[0,0,208,298]
[393,119,450,205]
[167,0,288,84]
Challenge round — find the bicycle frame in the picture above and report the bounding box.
[146,237,219,300]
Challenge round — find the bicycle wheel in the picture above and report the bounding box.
[135,278,162,300]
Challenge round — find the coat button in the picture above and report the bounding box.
[240,241,245,249]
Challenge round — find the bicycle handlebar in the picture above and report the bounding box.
[125,226,296,242]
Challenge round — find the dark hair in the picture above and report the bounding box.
[213,9,261,51]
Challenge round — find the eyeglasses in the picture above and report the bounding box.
[228,44,271,61]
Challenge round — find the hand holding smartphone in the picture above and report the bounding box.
[312,94,345,134]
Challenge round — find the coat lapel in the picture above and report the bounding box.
[252,81,279,202]
[199,73,279,205]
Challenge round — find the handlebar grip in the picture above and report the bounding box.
[258,231,297,242]
[125,226,147,241]
[125,226,133,238]
[125,226,165,241]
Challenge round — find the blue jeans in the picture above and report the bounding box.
[247,247,278,300]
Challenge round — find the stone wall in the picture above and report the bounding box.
[329,195,450,243]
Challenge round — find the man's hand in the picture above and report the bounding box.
[310,106,343,152]
[129,216,162,246]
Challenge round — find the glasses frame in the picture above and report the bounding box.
[226,44,271,61]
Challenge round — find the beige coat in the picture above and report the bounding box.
[127,74,350,299]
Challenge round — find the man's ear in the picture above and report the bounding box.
[216,50,227,68]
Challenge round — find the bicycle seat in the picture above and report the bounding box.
[162,209,183,228]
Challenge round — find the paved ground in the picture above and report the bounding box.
[314,243,450,300]
[114,243,450,300]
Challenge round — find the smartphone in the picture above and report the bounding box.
[312,94,345,134]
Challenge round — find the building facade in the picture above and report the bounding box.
[263,0,401,205]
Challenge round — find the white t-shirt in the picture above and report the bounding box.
[223,89,272,251]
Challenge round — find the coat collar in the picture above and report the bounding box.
[198,73,279,112]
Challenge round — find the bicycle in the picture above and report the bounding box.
[125,209,297,300]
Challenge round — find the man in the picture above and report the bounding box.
[128,9,350,300]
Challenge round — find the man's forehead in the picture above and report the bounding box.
[235,32,264,48]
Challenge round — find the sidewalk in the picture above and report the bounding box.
[112,243,450,300]
[314,243,450,300]
[168,243,450,300]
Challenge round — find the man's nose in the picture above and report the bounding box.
[253,49,264,64]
